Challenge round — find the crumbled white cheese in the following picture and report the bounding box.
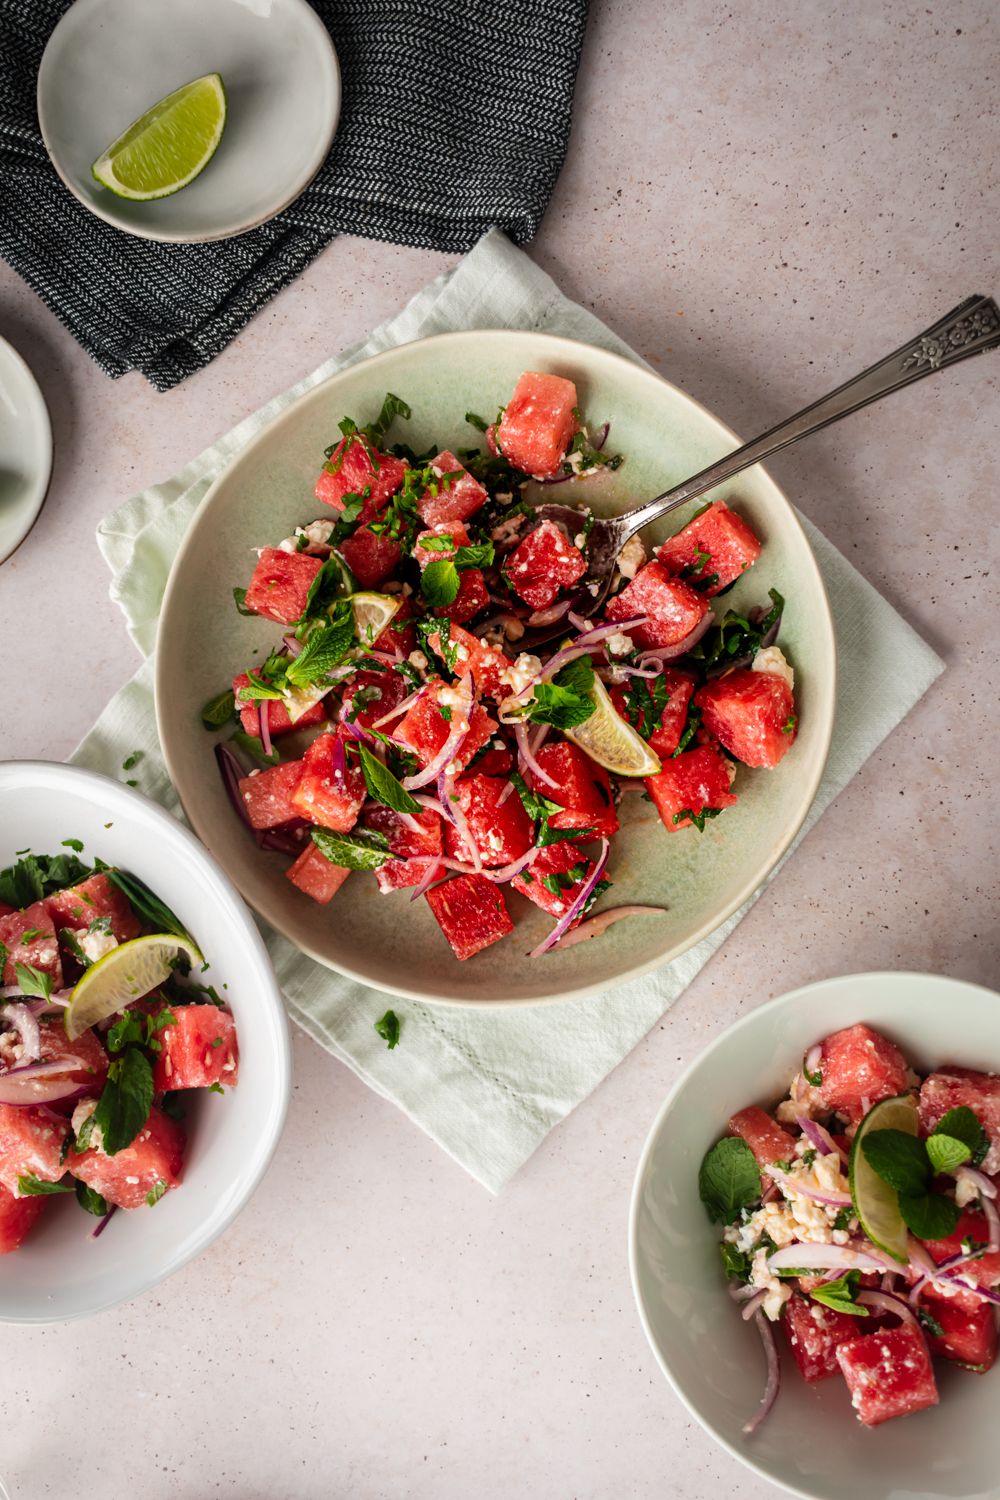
[277,519,335,554]
[71,1098,104,1154]
[751,1247,792,1320]
[438,686,467,711]
[955,1174,980,1209]
[78,927,119,965]
[604,631,633,659]
[753,645,794,689]
[617,535,646,580]
[500,653,542,697]
[408,650,428,671]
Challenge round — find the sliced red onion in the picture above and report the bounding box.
[742,1310,780,1436]
[537,470,575,486]
[769,1166,852,1207]
[729,1282,761,1302]
[259,700,273,758]
[982,1192,1000,1251]
[634,612,713,664]
[804,1043,823,1079]
[363,647,404,667]
[281,633,303,658]
[374,684,426,729]
[258,825,308,855]
[527,599,573,628]
[857,1290,919,1327]
[339,713,381,753]
[331,732,348,783]
[768,1244,883,1272]
[91,1206,117,1240]
[216,742,254,830]
[946,1277,1000,1306]
[956,1165,998,1201]
[1,1003,41,1064]
[528,838,610,958]
[407,859,448,902]
[508,618,649,708]
[741,1289,768,1321]
[497,780,516,808]
[599,663,661,681]
[435,765,481,872]
[514,722,558,789]
[549,905,667,950]
[796,1117,848,1166]
[412,793,449,820]
[592,421,610,452]
[401,678,473,791]
[0,1065,92,1106]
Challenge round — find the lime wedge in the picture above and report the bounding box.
[64,934,203,1041]
[351,592,400,646]
[91,74,227,201]
[849,1093,919,1263]
[565,672,662,777]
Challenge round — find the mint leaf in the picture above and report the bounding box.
[926,1133,972,1174]
[526,656,597,731]
[145,1179,168,1207]
[61,839,85,853]
[105,869,193,945]
[860,1128,931,1197]
[421,559,461,608]
[918,1308,946,1338]
[809,1270,870,1317]
[719,1242,751,1281]
[933,1107,989,1169]
[13,962,52,1002]
[536,821,596,849]
[93,1048,154,1156]
[365,392,411,446]
[359,746,421,816]
[898,1190,961,1240]
[455,542,495,569]
[418,534,455,553]
[286,604,354,687]
[510,770,560,823]
[699,1137,762,1224]
[75,1180,109,1217]
[0,850,91,908]
[232,587,256,616]
[374,1009,401,1049]
[311,827,394,872]
[201,689,236,730]
[236,669,285,702]
[671,806,723,833]
[106,1012,145,1054]
[16,1174,73,1196]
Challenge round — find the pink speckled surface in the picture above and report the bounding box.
[1,1,998,1496]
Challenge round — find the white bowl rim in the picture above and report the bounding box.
[155,327,837,1007]
[626,968,1000,1500]
[0,759,292,1324]
[35,0,342,245]
[0,335,53,566]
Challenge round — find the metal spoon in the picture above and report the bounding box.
[517,293,1000,650]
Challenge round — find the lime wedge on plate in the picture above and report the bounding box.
[565,673,662,777]
[849,1093,919,1263]
[351,592,400,645]
[91,74,227,201]
[64,934,203,1041]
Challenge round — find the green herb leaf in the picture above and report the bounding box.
[359,746,421,816]
[374,1009,401,1049]
[926,1133,972,1174]
[13,962,52,1002]
[16,1174,74,1196]
[0,850,91,908]
[201,689,237,730]
[454,542,495,569]
[719,1242,751,1281]
[145,1179,168,1207]
[365,392,411,446]
[510,770,560,823]
[465,411,489,433]
[535,821,596,849]
[932,1107,990,1169]
[105,869,194,945]
[418,534,455,553]
[832,1207,854,1231]
[421,559,461,608]
[75,1180,109,1217]
[803,1051,823,1088]
[311,827,394,872]
[232,587,255,616]
[898,1191,961,1240]
[287,602,355,686]
[808,1270,870,1317]
[106,1012,145,1054]
[918,1308,945,1338]
[93,1048,154,1156]
[860,1129,932,1197]
[698,1137,763,1224]
[61,839,85,854]
[671,806,723,833]
[526,656,597,731]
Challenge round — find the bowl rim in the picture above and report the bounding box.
[36,0,341,245]
[627,968,1000,1500]
[0,759,292,1324]
[0,335,53,566]
[155,326,837,1007]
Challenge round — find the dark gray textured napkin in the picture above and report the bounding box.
[0,0,587,388]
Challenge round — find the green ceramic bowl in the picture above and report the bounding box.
[630,972,1000,1500]
[156,330,836,1004]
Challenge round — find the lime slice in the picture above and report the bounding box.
[565,673,662,777]
[91,74,227,202]
[849,1093,919,1263]
[64,934,203,1041]
[351,592,400,646]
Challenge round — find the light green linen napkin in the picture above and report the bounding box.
[72,230,944,1192]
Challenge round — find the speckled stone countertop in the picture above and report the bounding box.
[1,2,997,1496]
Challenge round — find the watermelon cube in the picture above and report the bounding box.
[433,567,489,625]
[643,744,737,832]
[393,692,496,775]
[289,731,366,832]
[0,903,64,989]
[414,522,470,569]
[375,857,445,894]
[511,841,597,921]
[0,1183,46,1254]
[151,1006,239,1091]
[920,1292,997,1370]
[374,595,417,657]
[530,742,619,840]
[244,547,323,626]
[69,1105,185,1211]
[337,525,402,588]
[363,804,442,859]
[920,1209,1000,1304]
[656,501,762,595]
[286,843,351,905]
[836,1324,938,1426]
[470,741,514,778]
[816,1024,910,1124]
[610,668,696,759]
[425,624,512,701]
[35,1019,108,1093]
[238,760,305,830]
[496,371,579,477]
[0,902,14,918]
[417,451,488,528]
[783,1294,868,1383]
[233,675,327,739]
[695,668,797,769]
[0,1104,69,1193]
[342,668,409,730]
[919,1068,1000,1174]
[315,436,406,514]
[604,562,709,650]
[443,775,534,867]
[425,875,513,960]
[44,873,142,944]
[503,520,588,611]
[727,1105,797,1178]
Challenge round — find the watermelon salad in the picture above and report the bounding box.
[0,847,239,1253]
[203,369,799,962]
[700,1023,1000,1432]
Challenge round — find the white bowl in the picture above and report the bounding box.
[0,336,52,565]
[37,0,340,243]
[629,971,1000,1500]
[0,761,290,1323]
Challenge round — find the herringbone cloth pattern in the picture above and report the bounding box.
[0,0,587,388]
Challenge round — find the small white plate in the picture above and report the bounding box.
[37,0,341,244]
[0,337,52,565]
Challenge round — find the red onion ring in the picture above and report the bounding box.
[740,1289,768,1321]
[768,1168,852,1207]
[768,1244,883,1272]
[528,838,610,958]
[634,612,713,664]
[91,1206,117,1239]
[795,1117,848,1166]
[527,599,574,628]
[956,1165,997,1201]
[742,1310,780,1436]
[402,678,473,791]
[372,684,426,729]
[514,722,558,789]
[982,1192,1000,1251]
[804,1043,823,1078]
[549,905,667,950]
[857,1290,919,1328]
[408,860,448,902]
[259,700,273,758]
[1,1003,41,1064]
[436,766,481,872]
[281,633,303,658]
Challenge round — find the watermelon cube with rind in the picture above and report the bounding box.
[151,1006,239,1091]
[496,372,579,477]
[0,1104,70,1193]
[727,1105,797,1180]
[695,668,796,769]
[503,520,588,611]
[315,436,405,514]
[836,1324,938,1426]
[919,1068,1000,1175]
[238,761,305,830]
[643,744,737,832]
[44,873,142,944]
[285,843,351,905]
[69,1104,185,1211]
[656,501,762,595]
[529,742,619,840]
[442,775,534,867]
[289,731,366,832]
[511,841,597,922]
[783,1294,867,1383]
[816,1024,910,1124]
[425,875,513,960]
[605,562,709,650]
[416,452,488,529]
[244,548,323,626]
[0,903,64,990]
[920,1292,998,1370]
[337,525,402,588]
[0,1183,46,1254]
